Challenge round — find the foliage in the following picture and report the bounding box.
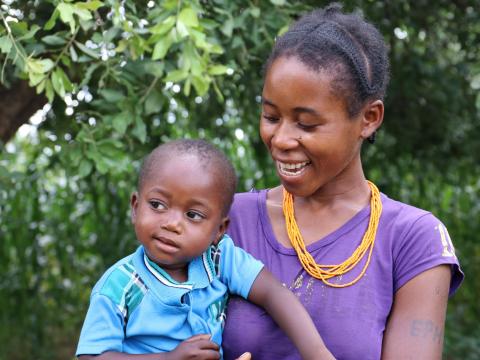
[1,0,479,359]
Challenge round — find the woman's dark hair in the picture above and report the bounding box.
[266,3,390,118]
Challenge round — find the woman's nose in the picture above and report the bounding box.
[271,120,299,151]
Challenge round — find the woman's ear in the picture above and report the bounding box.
[360,100,384,140]
[130,192,139,224]
[213,217,230,246]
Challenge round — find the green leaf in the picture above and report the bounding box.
[45,79,54,102]
[144,90,164,115]
[178,8,199,28]
[103,26,120,43]
[164,69,188,82]
[78,159,93,177]
[44,9,59,30]
[36,79,47,93]
[73,6,93,21]
[17,25,40,41]
[69,45,78,61]
[61,55,71,66]
[27,58,55,74]
[150,16,175,36]
[99,89,125,103]
[97,139,123,158]
[42,35,67,46]
[75,0,104,11]
[132,117,147,143]
[152,35,173,60]
[183,78,191,96]
[270,0,286,6]
[51,69,65,97]
[68,145,83,166]
[143,61,164,77]
[56,67,73,92]
[29,72,45,87]
[80,63,100,87]
[250,7,261,18]
[90,152,109,174]
[221,18,234,37]
[209,44,223,54]
[191,75,209,96]
[74,41,100,59]
[0,36,12,54]
[57,3,76,33]
[111,111,132,135]
[208,65,229,75]
[176,19,189,38]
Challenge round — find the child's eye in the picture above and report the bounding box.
[186,211,205,221]
[149,200,166,210]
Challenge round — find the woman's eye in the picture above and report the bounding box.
[186,211,205,221]
[297,122,317,131]
[262,114,279,123]
[149,200,166,210]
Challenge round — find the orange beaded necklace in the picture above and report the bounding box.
[282,180,382,288]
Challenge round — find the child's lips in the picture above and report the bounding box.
[153,236,180,253]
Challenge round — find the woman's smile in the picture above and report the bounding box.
[276,160,311,177]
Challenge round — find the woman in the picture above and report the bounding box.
[223,4,463,360]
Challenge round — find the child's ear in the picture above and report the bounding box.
[213,216,230,246]
[130,192,139,224]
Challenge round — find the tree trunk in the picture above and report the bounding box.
[0,80,47,144]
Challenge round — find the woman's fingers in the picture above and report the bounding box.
[236,352,252,360]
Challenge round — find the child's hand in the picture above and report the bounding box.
[169,334,220,360]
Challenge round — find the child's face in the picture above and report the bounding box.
[130,154,228,275]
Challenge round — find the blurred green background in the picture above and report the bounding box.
[0,0,479,359]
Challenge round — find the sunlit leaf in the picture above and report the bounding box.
[132,117,147,143]
[0,36,12,54]
[178,8,199,28]
[152,35,173,60]
[42,34,67,46]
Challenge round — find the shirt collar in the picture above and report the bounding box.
[138,246,217,291]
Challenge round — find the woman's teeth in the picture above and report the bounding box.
[277,161,310,176]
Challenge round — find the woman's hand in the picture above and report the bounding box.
[236,352,252,360]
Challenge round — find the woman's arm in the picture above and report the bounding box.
[381,265,452,359]
[248,268,335,360]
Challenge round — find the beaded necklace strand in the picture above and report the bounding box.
[282,180,382,288]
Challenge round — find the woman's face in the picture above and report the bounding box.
[260,56,366,198]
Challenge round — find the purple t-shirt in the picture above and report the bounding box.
[222,190,463,360]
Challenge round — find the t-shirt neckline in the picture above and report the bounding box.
[257,189,373,255]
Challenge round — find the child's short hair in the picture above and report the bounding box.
[138,139,237,215]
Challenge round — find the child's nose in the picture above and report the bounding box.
[161,211,182,234]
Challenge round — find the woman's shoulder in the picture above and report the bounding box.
[380,192,439,230]
[230,188,267,213]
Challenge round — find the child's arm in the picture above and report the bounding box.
[77,334,220,360]
[247,268,335,360]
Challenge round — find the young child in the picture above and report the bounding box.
[76,139,333,360]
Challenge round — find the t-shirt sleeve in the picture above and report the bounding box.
[217,234,264,298]
[393,212,463,296]
[76,292,125,355]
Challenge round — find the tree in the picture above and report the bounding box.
[1,1,479,359]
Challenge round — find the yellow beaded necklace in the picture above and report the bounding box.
[282,180,382,288]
